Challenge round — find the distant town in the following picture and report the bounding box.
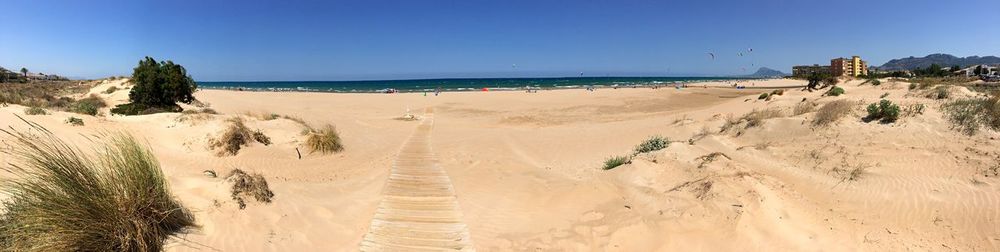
[793,55,1000,81]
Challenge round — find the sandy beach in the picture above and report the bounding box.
[2,77,999,251]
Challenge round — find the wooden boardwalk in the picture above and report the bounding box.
[360,113,474,251]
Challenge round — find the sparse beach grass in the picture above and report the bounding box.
[226,169,274,209]
[812,100,854,127]
[306,124,344,154]
[0,119,195,251]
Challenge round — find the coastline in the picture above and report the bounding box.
[196,77,789,94]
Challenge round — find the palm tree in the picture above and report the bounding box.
[20,67,28,78]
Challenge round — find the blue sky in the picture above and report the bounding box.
[1,0,998,81]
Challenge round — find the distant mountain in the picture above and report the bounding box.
[745,67,788,77]
[879,54,1000,71]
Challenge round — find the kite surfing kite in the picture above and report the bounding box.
[707,52,715,60]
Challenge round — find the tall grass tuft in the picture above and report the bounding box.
[0,118,195,251]
[306,124,344,154]
[602,155,631,170]
[942,94,1000,135]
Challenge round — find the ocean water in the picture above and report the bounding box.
[197,77,738,93]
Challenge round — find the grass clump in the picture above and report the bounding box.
[942,95,1000,135]
[226,169,274,209]
[0,120,195,251]
[602,155,632,170]
[24,106,47,115]
[104,86,118,94]
[65,117,84,126]
[744,108,783,128]
[865,99,901,123]
[771,89,784,96]
[209,117,271,156]
[812,100,854,127]
[306,124,344,154]
[634,135,669,155]
[826,86,845,96]
[758,93,769,100]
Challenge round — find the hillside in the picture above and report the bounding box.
[745,67,788,77]
[880,53,1000,70]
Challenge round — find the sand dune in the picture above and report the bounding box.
[2,78,998,251]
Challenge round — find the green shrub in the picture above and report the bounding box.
[24,107,47,115]
[872,79,881,86]
[65,117,84,126]
[827,86,845,96]
[771,89,784,96]
[865,99,901,123]
[306,124,344,154]
[758,93,769,100]
[104,86,118,94]
[110,103,182,115]
[0,122,195,251]
[602,155,631,170]
[909,83,918,90]
[634,135,669,154]
[942,95,1000,135]
[71,95,106,116]
[121,56,197,115]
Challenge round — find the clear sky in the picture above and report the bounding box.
[1,0,998,81]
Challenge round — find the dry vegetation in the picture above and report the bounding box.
[0,119,195,251]
[942,94,1000,135]
[305,124,344,154]
[209,117,271,156]
[812,100,854,127]
[720,108,784,135]
[793,101,817,116]
[226,169,274,209]
[696,152,730,168]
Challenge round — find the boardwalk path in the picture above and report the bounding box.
[360,111,475,251]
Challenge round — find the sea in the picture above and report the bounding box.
[197,77,741,93]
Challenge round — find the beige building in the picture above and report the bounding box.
[831,56,868,77]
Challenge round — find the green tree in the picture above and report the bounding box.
[20,67,27,78]
[974,65,983,76]
[128,56,196,107]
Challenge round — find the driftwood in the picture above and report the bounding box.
[296,147,302,159]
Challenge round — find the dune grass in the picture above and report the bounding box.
[306,124,344,154]
[70,94,106,116]
[0,118,195,251]
[812,100,854,127]
[65,116,84,126]
[942,94,1000,135]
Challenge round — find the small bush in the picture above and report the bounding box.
[865,99,901,123]
[942,95,1000,135]
[880,92,890,99]
[909,83,918,90]
[771,89,784,96]
[65,117,84,126]
[226,169,274,209]
[634,135,669,155]
[0,122,195,251]
[24,107,47,115]
[758,93,769,100]
[71,95,106,116]
[104,86,118,94]
[872,79,881,86]
[827,86,845,96]
[306,124,344,154]
[813,100,854,127]
[602,155,631,170]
